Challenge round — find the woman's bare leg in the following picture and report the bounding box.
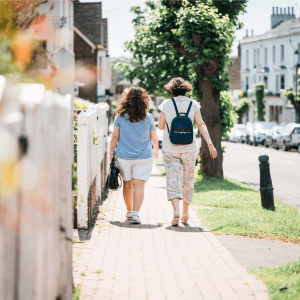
[132,179,146,212]
[170,198,180,214]
[123,179,133,211]
[182,201,189,215]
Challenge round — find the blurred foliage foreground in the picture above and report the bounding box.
[0,0,56,88]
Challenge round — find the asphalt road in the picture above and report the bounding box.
[222,141,300,210]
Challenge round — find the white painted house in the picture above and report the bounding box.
[240,7,300,124]
[30,0,75,96]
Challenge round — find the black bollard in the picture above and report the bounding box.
[258,154,275,210]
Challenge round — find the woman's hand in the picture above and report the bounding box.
[153,149,159,159]
[209,144,217,159]
[110,153,115,162]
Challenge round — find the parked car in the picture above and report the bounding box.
[274,123,300,151]
[249,122,277,146]
[264,126,283,148]
[229,124,245,143]
[241,122,253,144]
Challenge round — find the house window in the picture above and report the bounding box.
[280,45,284,63]
[246,77,249,92]
[273,46,275,64]
[257,49,260,67]
[263,76,268,88]
[98,57,102,82]
[280,75,285,89]
[246,50,249,67]
[117,87,122,94]
[276,75,279,93]
[32,41,47,70]
[254,49,256,67]
[264,48,267,65]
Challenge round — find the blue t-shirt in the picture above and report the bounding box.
[114,113,156,160]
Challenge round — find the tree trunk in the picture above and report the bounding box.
[238,114,243,124]
[195,64,223,178]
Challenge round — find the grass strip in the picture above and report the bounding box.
[193,172,300,243]
[251,260,300,300]
[73,286,81,300]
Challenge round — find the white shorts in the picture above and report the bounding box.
[116,157,154,181]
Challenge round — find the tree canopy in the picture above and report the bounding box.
[118,0,247,177]
[119,0,246,97]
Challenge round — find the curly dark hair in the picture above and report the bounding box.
[116,87,150,123]
[164,77,193,97]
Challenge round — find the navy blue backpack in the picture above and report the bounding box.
[166,98,194,145]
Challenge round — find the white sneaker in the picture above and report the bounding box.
[126,211,133,220]
[131,215,140,224]
[131,211,140,224]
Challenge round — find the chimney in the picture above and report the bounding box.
[252,29,254,36]
[271,7,296,29]
[272,7,275,14]
[246,29,248,37]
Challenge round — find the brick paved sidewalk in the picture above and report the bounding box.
[73,165,269,300]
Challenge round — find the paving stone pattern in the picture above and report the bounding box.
[73,166,269,300]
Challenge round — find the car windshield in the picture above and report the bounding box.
[274,127,282,134]
[293,127,300,134]
[236,127,244,132]
[255,123,275,130]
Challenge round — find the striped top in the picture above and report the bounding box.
[114,113,156,160]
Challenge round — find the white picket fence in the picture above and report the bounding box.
[76,104,110,229]
[0,79,73,300]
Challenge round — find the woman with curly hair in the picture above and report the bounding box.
[110,87,159,224]
[158,77,217,226]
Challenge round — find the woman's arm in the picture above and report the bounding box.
[158,112,166,130]
[194,110,217,159]
[110,126,120,161]
[150,131,159,159]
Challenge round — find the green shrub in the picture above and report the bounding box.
[220,91,238,138]
[255,82,266,121]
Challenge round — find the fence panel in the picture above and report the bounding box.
[77,104,109,229]
[0,81,73,300]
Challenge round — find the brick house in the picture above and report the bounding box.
[74,1,111,103]
[228,50,242,105]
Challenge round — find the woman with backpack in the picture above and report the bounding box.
[158,77,217,226]
[110,87,159,224]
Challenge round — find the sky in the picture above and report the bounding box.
[81,0,300,58]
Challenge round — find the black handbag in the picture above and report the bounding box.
[106,158,122,191]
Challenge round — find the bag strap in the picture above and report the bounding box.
[171,98,179,116]
[186,100,192,116]
[166,98,177,133]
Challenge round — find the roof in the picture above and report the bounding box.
[74,26,96,50]
[228,57,241,89]
[74,2,102,46]
[241,18,300,44]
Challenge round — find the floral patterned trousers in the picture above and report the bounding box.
[162,151,197,204]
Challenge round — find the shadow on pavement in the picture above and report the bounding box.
[165,224,207,232]
[109,220,163,229]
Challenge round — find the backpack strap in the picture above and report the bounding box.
[166,98,178,133]
[186,100,192,116]
[171,98,179,116]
